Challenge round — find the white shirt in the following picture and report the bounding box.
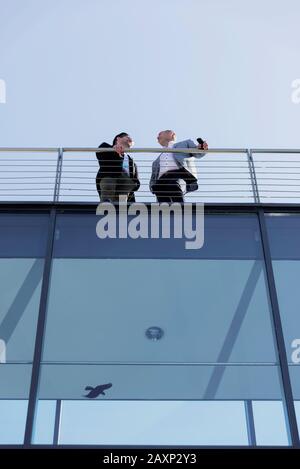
[158,141,179,178]
[122,154,130,175]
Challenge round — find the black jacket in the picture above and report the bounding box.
[95,142,140,202]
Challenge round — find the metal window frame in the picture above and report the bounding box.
[23,208,57,447]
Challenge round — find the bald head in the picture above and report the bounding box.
[157,130,176,147]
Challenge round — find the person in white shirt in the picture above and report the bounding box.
[150,130,208,203]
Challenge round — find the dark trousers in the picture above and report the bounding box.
[96,172,135,203]
[152,169,187,203]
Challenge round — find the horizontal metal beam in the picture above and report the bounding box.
[0,148,59,153]
[62,147,248,154]
[0,147,247,154]
[0,147,300,154]
[1,201,300,212]
[252,149,300,154]
[1,147,300,154]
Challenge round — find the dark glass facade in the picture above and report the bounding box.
[0,205,299,447]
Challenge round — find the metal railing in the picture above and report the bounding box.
[1,147,300,203]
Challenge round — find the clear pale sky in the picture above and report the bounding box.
[0,0,300,148]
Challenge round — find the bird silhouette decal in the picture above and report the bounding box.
[83,382,112,398]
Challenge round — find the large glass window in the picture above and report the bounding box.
[0,213,48,444]
[265,214,300,440]
[33,212,288,445]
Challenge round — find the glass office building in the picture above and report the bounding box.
[1,148,300,447]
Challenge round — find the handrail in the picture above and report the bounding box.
[1,147,300,153]
[63,147,248,154]
[0,148,59,152]
[252,149,300,154]
[0,147,246,154]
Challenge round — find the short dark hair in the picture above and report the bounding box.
[112,132,129,145]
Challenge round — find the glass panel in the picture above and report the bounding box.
[294,402,300,434]
[252,401,289,446]
[58,400,248,446]
[0,400,28,444]
[0,259,44,361]
[43,259,276,363]
[53,213,262,259]
[0,364,32,444]
[35,213,287,445]
[0,214,49,257]
[38,364,282,401]
[266,215,300,261]
[265,214,300,442]
[0,213,48,444]
[33,400,56,444]
[0,214,48,362]
[289,367,300,400]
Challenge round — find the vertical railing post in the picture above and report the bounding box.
[258,208,299,447]
[53,148,63,203]
[247,149,260,204]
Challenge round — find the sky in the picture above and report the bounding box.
[0,0,300,148]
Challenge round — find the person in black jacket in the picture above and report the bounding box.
[95,132,140,203]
